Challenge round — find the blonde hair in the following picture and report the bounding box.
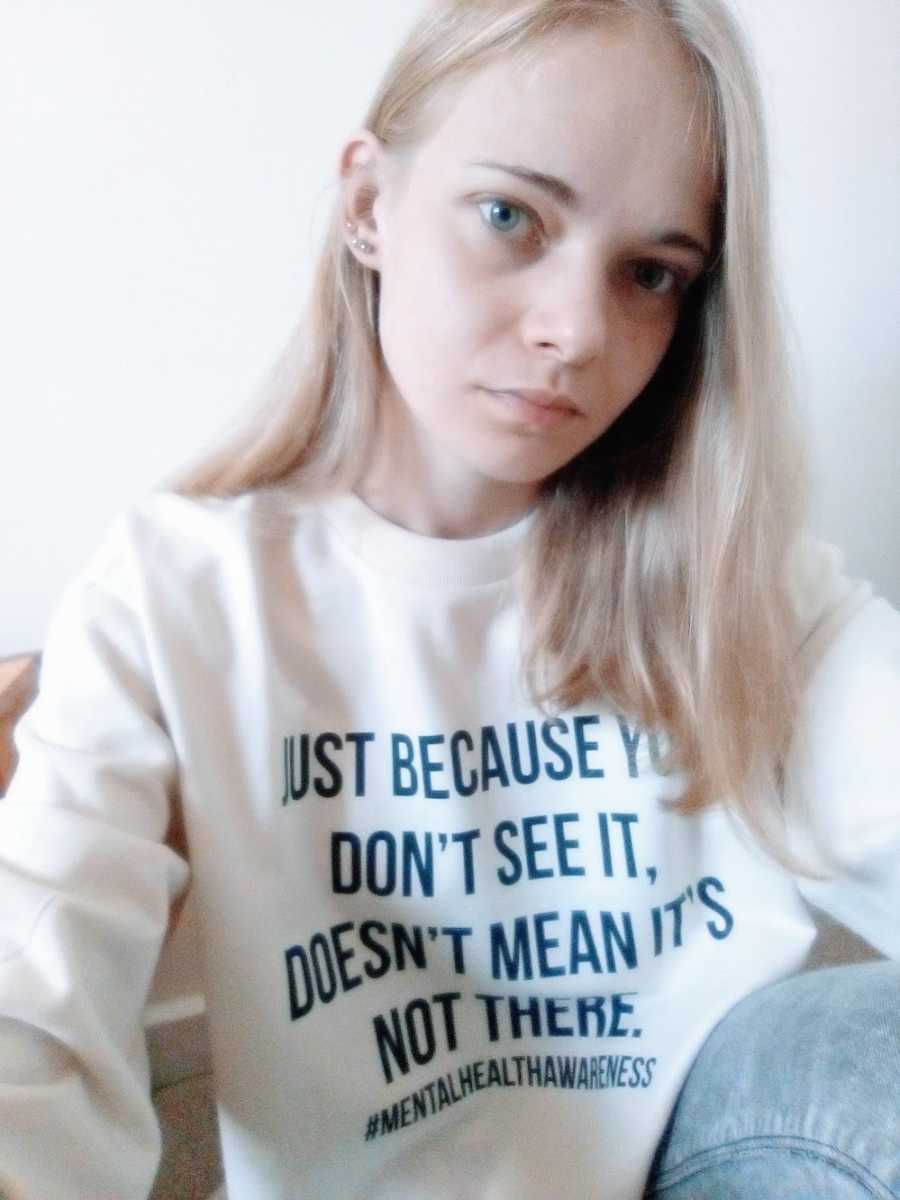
[168,0,814,873]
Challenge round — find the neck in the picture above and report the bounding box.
[357,418,536,540]
[356,462,535,539]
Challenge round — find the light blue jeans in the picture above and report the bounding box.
[644,961,900,1198]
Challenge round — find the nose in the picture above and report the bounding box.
[519,261,610,366]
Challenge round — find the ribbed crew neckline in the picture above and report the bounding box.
[319,491,533,588]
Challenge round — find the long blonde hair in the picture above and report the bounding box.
[168,0,813,872]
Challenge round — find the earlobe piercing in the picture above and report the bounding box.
[344,220,375,255]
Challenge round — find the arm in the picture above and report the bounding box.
[783,540,900,960]
[0,562,190,1199]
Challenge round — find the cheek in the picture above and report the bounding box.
[615,312,680,395]
[380,238,503,367]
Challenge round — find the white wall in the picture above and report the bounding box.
[2,0,898,655]
[732,0,900,602]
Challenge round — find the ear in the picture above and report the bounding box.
[338,130,389,269]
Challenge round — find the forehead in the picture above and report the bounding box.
[407,16,716,224]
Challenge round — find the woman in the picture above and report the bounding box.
[2,1,898,1197]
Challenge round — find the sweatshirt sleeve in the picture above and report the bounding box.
[783,539,900,960]
[0,532,191,1199]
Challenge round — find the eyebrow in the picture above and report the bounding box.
[465,158,711,261]
[467,158,580,208]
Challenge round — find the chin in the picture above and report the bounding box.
[467,454,568,489]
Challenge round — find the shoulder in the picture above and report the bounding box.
[785,537,900,872]
[788,536,900,741]
[78,488,329,603]
[43,488,341,683]
[784,542,900,952]
[787,537,896,674]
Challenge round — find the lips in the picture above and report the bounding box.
[485,387,580,430]
[496,388,579,413]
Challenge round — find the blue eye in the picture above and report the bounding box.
[634,262,680,295]
[478,198,531,237]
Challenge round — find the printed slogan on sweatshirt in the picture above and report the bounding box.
[276,713,735,1142]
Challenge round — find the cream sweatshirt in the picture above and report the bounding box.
[1,490,898,1199]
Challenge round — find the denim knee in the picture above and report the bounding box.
[645,961,900,1199]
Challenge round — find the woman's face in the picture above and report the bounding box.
[349,15,717,530]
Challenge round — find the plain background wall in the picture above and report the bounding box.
[2,0,898,655]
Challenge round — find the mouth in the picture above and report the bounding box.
[485,387,580,429]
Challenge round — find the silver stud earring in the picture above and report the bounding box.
[345,220,374,255]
